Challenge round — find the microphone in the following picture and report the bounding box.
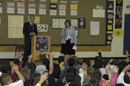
[65,26,67,28]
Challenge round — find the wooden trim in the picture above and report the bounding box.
[51,45,111,51]
[0,45,111,52]
[0,46,20,52]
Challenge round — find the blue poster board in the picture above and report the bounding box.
[123,14,130,54]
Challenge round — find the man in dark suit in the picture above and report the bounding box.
[23,15,38,63]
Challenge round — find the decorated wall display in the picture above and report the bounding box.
[79,18,86,29]
[50,4,57,15]
[115,0,123,29]
[0,2,3,13]
[106,0,114,45]
[17,2,25,14]
[75,30,79,37]
[7,1,15,14]
[52,18,66,28]
[37,24,48,32]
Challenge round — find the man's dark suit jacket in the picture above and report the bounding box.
[23,22,37,45]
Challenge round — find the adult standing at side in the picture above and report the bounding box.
[61,20,77,58]
[23,15,38,63]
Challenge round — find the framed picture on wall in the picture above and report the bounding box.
[52,18,66,29]
[79,18,86,29]
[75,29,79,37]
[71,18,78,27]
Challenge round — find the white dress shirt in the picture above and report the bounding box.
[117,72,130,86]
[4,80,23,86]
[66,29,70,40]
[30,22,33,26]
[30,22,33,36]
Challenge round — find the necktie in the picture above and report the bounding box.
[31,24,34,32]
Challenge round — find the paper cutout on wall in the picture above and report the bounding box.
[96,5,103,9]
[17,2,25,14]
[59,4,66,16]
[90,21,100,36]
[39,0,46,2]
[71,1,78,4]
[52,18,66,28]
[108,20,113,23]
[79,18,86,28]
[50,10,57,15]
[8,15,24,38]
[39,3,46,15]
[75,30,78,37]
[50,4,57,9]
[37,24,48,32]
[51,0,57,3]
[107,25,113,30]
[113,29,123,36]
[108,1,114,9]
[93,9,105,18]
[107,35,113,40]
[71,19,78,27]
[108,14,114,19]
[28,3,36,14]
[71,10,77,16]
[59,4,66,10]
[109,4,113,8]
[60,0,67,3]
[7,1,15,14]
[70,4,78,10]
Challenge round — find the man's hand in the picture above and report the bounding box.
[28,55,32,63]
[109,59,114,64]
[60,62,65,68]
[12,64,25,82]
[123,65,130,73]
[16,53,22,61]
[126,57,130,63]
[46,52,49,56]
[98,49,102,53]
[50,52,54,58]
[106,64,111,71]
[126,50,129,55]
[64,55,70,62]
[39,72,49,85]
[12,64,19,73]
[31,32,36,36]
[46,52,50,59]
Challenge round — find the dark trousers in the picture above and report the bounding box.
[23,43,31,63]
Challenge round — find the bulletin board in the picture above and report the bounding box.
[0,0,107,45]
